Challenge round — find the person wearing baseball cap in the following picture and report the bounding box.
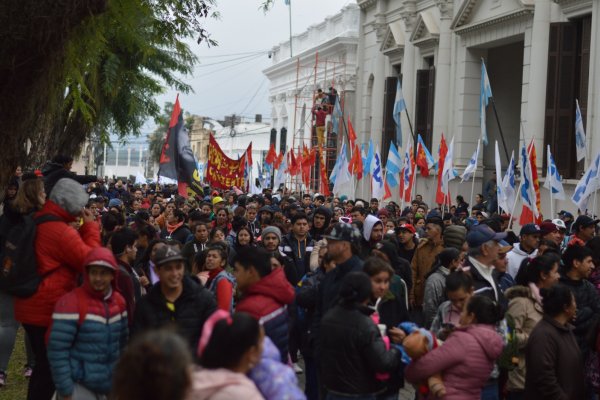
[558,210,575,232]
[539,221,562,247]
[568,215,599,247]
[47,247,128,399]
[395,224,418,264]
[506,224,541,279]
[551,218,568,251]
[311,223,365,347]
[132,245,216,351]
[463,224,507,304]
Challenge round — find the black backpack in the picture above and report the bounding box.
[0,213,60,297]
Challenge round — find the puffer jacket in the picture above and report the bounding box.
[187,367,264,400]
[505,285,543,391]
[410,238,444,307]
[405,324,504,400]
[132,275,217,351]
[319,303,400,395]
[506,244,537,278]
[280,233,314,281]
[423,266,450,328]
[236,267,295,361]
[47,276,127,396]
[14,200,101,327]
[559,274,600,359]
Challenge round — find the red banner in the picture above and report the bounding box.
[206,134,250,189]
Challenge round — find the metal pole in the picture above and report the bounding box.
[490,97,510,162]
[470,171,476,215]
[288,0,293,58]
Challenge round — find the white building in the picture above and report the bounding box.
[264,3,361,156]
[100,135,153,180]
[353,0,599,217]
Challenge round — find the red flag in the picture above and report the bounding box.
[301,144,315,187]
[265,143,277,165]
[519,140,543,225]
[347,117,357,147]
[288,150,300,175]
[436,134,448,204]
[348,143,363,180]
[318,146,331,195]
[274,151,284,169]
[383,180,392,200]
[416,142,430,177]
[403,152,416,202]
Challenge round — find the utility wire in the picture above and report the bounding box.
[197,50,269,58]
[238,78,267,116]
[197,51,269,67]
[194,53,266,79]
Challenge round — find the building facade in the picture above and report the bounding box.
[349,0,596,217]
[264,3,361,161]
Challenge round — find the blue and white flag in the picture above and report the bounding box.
[480,60,493,146]
[461,139,480,182]
[332,96,343,134]
[543,145,565,200]
[332,144,351,194]
[575,99,587,162]
[495,141,506,212]
[393,79,406,147]
[386,142,402,187]
[372,147,385,200]
[364,139,374,176]
[329,142,346,185]
[274,151,287,190]
[441,138,455,195]
[572,152,600,212]
[520,143,539,217]
[502,151,516,212]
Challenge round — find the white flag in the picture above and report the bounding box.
[575,99,587,162]
[495,141,506,212]
[273,152,288,190]
[371,147,385,200]
[461,139,480,182]
[441,138,455,194]
[502,151,516,213]
[544,145,566,200]
[572,152,600,212]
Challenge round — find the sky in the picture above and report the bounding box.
[148,0,352,133]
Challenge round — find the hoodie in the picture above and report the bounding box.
[362,214,382,242]
[405,324,504,400]
[187,368,264,400]
[236,267,295,361]
[309,206,333,241]
[506,244,538,278]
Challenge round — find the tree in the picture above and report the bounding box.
[0,0,218,187]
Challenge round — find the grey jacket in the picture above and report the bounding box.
[423,266,450,329]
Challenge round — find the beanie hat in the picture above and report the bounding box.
[83,247,117,272]
[261,226,282,242]
[49,178,89,216]
[108,198,123,209]
[443,225,467,250]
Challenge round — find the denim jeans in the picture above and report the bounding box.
[326,393,376,400]
[480,380,499,400]
[0,291,34,371]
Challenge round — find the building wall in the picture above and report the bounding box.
[354,0,598,219]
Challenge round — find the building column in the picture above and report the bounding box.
[522,0,550,151]
[433,1,453,142]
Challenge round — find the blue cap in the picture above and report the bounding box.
[466,224,507,248]
[108,198,123,209]
[519,223,541,236]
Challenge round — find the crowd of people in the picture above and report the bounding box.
[0,155,598,400]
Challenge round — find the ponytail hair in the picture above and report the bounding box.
[466,295,503,325]
[515,254,560,286]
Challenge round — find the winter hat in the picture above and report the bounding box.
[443,225,467,250]
[83,247,117,272]
[261,226,282,242]
[49,178,90,216]
[108,198,123,210]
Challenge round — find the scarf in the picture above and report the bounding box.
[166,221,184,235]
[529,282,543,305]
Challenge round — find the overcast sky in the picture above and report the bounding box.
[149,0,352,132]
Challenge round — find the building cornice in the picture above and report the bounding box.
[358,0,377,10]
[553,0,593,18]
[410,10,440,44]
[453,8,534,35]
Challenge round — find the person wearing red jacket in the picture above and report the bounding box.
[233,246,295,362]
[14,178,101,400]
[312,105,328,146]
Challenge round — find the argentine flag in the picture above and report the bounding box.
[480,60,493,146]
[461,139,480,182]
[393,79,406,147]
[543,145,565,200]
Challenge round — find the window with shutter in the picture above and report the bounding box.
[415,67,436,152]
[382,76,398,166]
[544,17,591,179]
[279,127,287,153]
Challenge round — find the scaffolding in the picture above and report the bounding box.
[287,52,348,194]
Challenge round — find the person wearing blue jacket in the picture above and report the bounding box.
[47,247,128,400]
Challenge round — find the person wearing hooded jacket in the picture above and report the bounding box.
[233,247,295,362]
[41,155,99,196]
[14,178,101,400]
[406,295,504,400]
[359,214,384,258]
[47,247,128,400]
[309,206,332,242]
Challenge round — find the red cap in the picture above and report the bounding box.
[83,247,117,271]
[397,223,416,234]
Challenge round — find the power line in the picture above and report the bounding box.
[197,50,269,58]
[197,51,269,68]
[238,78,267,116]
[193,53,266,79]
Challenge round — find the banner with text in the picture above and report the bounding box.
[206,134,250,189]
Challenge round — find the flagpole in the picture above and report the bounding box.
[470,169,476,213]
[594,190,598,217]
[288,0,293,57]
[550,181,554,220]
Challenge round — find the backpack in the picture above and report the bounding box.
[0,213,61,297]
